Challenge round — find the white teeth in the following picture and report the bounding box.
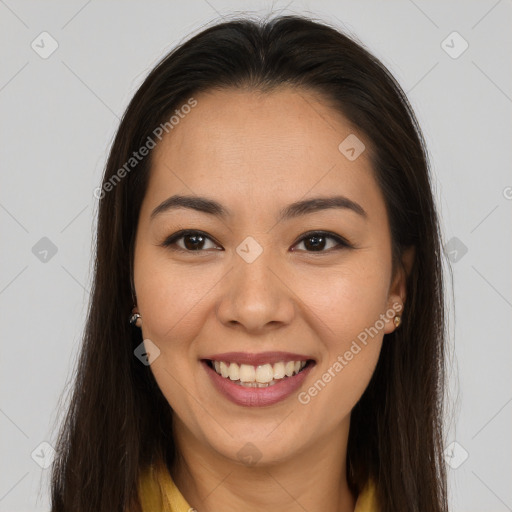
[228,362,239,381]
[239,363,256,382]
[219,361,229,378]
[273,362,285,379]
[210,359,309,384]
[284,361,295,377]
[239,380,278,388]
[255,364,274,383]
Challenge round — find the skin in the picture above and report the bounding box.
[133,87,413,512]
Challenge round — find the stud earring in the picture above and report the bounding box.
[393,315,401,328]
[129,307,142,328]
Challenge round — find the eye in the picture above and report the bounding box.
[161,230,221,252]
[291,231,351,252]
[161,229,352,253]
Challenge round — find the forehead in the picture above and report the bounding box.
[145,87,383,219]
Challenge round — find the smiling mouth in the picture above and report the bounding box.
[203,359,315,388]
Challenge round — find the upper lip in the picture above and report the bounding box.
[201,351,314,366]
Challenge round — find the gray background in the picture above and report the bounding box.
[1,1,511,510]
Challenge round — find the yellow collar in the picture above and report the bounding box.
[138,459,378,511]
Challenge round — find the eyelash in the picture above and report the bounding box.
[160,229,353,254]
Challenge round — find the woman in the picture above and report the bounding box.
[50,14,448,512]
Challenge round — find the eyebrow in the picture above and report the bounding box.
[150,194,367,222]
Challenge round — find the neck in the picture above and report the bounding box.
[170,416,356,512]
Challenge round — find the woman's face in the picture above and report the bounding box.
[133,87,406,466]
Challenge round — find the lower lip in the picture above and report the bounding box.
[202,360,314,407]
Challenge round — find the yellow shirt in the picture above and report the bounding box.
[138,459,378,511]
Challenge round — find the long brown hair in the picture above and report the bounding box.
[50,14,448,511]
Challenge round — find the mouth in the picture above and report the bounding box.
[200,352,316,407]
[202,358,315,388]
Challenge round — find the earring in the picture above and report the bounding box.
[129,307,142,328]
[393,315,401,328]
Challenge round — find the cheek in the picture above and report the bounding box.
[138,279,208,358]
[134,257,213,414]
[294,258,388,412]
[300,255,390,343]
[134,241,215,344]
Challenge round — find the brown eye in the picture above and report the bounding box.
[292,231,351,252]
[162,230,221,252]
[162,229,351,253]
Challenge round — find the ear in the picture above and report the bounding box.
[383,246,415,334]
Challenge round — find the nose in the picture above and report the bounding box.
[215,250,296,334]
